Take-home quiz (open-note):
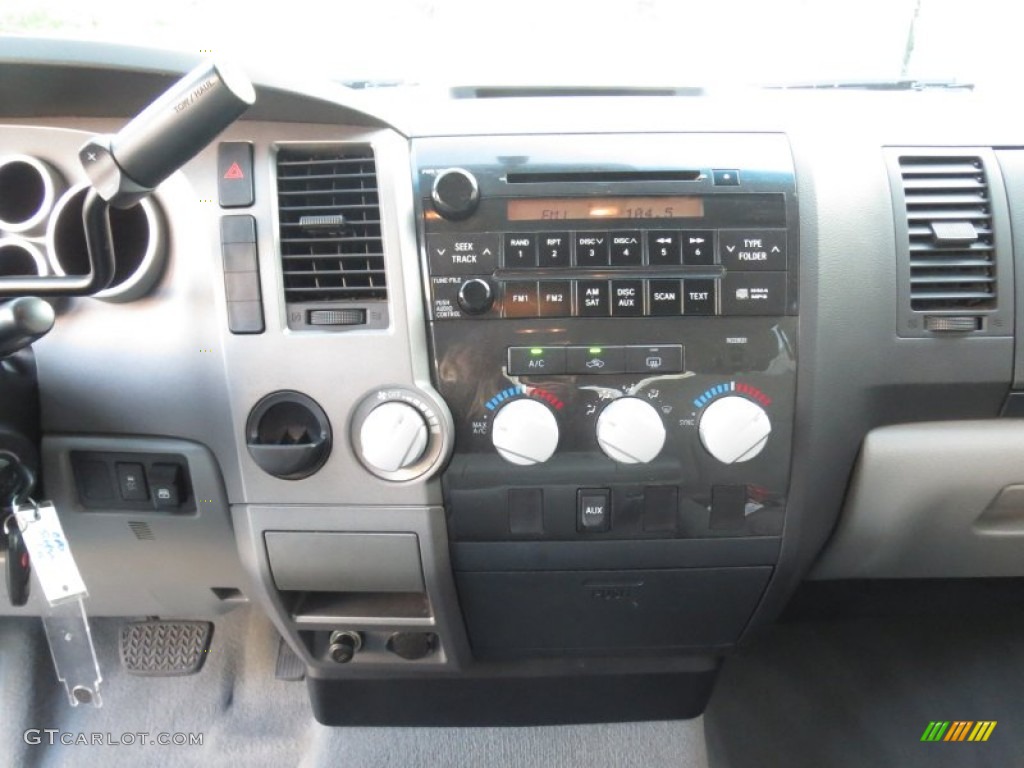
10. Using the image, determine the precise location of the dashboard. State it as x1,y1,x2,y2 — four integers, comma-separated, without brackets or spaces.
1,39,1022,726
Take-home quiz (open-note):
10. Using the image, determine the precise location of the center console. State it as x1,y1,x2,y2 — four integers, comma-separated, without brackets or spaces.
413,134,798,659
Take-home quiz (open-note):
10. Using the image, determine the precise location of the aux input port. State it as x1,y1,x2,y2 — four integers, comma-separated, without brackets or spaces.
46,182,166,302
0,237,48,278
0,155,63,234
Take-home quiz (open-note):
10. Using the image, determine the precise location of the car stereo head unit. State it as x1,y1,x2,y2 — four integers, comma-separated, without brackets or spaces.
411,133,799,659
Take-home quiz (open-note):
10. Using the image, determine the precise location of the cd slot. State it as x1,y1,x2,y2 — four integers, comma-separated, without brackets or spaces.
506,170,701,184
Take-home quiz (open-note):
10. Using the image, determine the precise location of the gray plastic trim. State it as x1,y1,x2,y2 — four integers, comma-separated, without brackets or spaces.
0,434,247,617
233,504,471,676
265,532,425,593
811,421,1024,579
996,149,1024,389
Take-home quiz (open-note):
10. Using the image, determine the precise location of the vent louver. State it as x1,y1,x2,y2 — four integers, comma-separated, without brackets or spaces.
898,156,995,311
276,146,385,304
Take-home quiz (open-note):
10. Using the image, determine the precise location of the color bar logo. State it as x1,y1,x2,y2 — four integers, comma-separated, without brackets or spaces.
921,721,996,742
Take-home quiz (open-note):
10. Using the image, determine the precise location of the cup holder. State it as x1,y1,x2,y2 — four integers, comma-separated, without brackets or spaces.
0,238,48,277
246,391,332,480
46,182,165,302
0,155,62,234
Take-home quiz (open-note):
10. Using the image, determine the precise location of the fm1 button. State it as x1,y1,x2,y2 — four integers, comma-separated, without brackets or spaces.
504,282,539,318
577,489,611,532
508,347,566,375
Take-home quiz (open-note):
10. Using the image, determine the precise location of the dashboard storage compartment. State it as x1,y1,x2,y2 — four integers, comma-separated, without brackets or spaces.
456,566,771,659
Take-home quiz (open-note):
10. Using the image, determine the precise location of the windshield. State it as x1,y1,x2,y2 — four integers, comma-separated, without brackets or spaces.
0,0,1015,88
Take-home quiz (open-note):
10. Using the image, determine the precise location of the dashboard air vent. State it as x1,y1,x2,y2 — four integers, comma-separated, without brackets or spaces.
897,155,995,312
276,145,385,305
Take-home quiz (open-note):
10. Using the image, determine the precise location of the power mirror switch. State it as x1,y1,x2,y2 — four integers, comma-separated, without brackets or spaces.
115,462,149,502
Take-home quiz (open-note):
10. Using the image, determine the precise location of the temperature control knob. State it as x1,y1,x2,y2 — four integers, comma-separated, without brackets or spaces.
492,399,559,466
698,396,771,464
359,401,429,473
431,168,479,220
596,397,666,464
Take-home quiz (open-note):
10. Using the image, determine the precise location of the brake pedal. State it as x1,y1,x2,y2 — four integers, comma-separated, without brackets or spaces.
119,620,213,676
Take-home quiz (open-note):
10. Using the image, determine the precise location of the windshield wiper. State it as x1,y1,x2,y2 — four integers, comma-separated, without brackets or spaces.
764,78,973,91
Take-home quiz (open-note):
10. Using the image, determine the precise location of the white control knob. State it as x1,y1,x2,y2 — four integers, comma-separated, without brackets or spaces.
492,399,559,465
596,397,666,464
699,396,771,464
359,401,429,472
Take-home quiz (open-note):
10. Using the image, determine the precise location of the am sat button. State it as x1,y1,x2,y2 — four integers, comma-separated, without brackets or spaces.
627,345,683,374
576,280,610,317
508,347,566,375
566,346,625,374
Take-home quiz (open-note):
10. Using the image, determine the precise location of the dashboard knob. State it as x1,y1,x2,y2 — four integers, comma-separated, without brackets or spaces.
359,401,429,473
458,278,494,315
596,397,666,464
491,398,559,465
698,395,771,464
431,168,479,220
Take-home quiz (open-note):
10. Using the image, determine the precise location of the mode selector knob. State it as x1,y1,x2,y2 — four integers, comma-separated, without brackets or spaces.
458,278,494,315
698,396,771,464
491,399,559,466
431,168,479,220
359,401,429,473
596,397,666,464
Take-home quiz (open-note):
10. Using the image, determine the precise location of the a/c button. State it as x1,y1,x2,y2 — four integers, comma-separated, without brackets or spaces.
508,346,566,375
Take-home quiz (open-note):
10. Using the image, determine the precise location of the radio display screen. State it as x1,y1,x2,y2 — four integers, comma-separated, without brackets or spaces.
507,196,704,221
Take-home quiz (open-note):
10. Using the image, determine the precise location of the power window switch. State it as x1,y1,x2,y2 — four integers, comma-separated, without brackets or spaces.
148,463,183,510
115,462,149,502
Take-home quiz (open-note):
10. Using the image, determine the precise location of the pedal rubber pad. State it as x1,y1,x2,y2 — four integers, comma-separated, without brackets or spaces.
120,620,213,676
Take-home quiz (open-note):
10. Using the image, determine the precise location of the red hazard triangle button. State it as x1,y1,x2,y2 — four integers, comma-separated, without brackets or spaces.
223,162,245,180
218,142,254,208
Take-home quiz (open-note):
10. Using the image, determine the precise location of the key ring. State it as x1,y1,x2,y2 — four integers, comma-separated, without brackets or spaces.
3,499,39,536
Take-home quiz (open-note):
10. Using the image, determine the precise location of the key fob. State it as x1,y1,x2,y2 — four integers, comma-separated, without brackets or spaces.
6,523,30,607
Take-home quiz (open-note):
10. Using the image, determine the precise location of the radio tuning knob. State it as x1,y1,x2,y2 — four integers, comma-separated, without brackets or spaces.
596,397,666,464
698,395,771,464
431,168,479,220
491,399,559,466
458,278,494,315
359,401,429,473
